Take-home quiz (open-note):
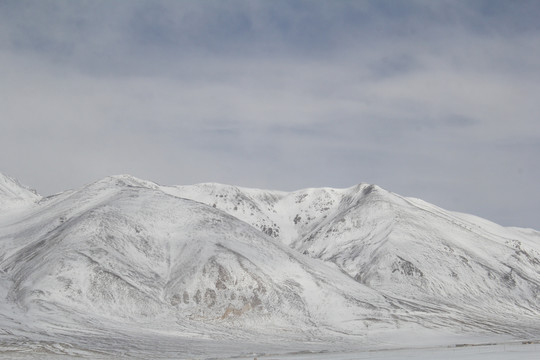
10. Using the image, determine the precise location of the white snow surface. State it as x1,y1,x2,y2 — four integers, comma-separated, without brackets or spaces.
1,173,540,358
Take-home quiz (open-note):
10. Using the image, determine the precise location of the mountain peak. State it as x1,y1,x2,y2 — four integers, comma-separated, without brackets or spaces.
0,172,40,207
93,174,161,190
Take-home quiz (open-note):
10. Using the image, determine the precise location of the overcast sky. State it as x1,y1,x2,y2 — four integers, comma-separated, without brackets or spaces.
1,0,539,229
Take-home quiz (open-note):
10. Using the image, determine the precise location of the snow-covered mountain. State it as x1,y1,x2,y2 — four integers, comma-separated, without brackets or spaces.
164,182,540,336
1,173,539,358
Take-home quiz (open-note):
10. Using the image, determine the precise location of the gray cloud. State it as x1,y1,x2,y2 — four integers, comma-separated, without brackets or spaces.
1,1,539,229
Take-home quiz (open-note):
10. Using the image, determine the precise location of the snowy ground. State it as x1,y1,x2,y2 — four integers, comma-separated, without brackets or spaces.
1,342,539,360
238,343,540,360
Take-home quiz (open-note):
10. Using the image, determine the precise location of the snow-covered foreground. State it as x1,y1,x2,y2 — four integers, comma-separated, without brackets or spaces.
237,342,540,360
2,340,539,359
1,172,540,358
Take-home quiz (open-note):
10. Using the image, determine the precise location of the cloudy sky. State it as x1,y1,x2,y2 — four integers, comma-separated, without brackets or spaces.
1,0,539,229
